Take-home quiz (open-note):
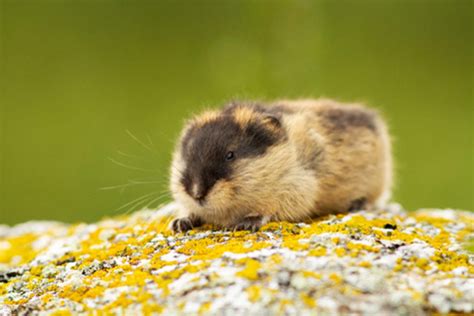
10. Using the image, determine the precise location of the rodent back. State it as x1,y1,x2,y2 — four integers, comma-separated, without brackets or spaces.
290,99,392,213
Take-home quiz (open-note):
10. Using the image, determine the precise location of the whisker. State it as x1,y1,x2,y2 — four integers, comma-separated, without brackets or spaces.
123,195,156,215
129,180,161,185
147,193,171,209
154,188,172,198
100,180,162,191
115,192,157,212
143,195,168,210
116,150,145,160
156,190,170,197
128,190,170,215
108,157,159,173
100,183,130,191
169,166,184,178
126,129,157,154
145,133,155,149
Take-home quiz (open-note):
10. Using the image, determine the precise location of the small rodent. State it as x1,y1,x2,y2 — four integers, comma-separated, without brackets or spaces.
170,99,392,233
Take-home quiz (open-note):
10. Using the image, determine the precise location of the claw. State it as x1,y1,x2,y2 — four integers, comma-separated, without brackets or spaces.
170,217,195,233
232,216,263,232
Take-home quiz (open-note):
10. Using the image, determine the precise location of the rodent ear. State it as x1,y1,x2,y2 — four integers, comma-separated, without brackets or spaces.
261,114,281,130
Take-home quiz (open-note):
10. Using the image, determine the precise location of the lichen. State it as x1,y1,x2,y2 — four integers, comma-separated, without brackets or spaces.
0,203,473,315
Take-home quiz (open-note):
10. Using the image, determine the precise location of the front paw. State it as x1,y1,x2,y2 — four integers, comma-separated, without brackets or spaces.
232,216,263,232
171,217,198,233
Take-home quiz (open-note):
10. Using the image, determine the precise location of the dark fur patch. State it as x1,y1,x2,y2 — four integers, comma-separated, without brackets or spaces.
181,111,283,201
305,147,325,172
180,126,197,155
320,108,377,132
348,197,367,211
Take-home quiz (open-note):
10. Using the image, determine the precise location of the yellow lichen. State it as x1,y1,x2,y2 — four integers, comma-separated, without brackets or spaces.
246,285,261,302
49,310,73,316
236,259,262,281
199,302,212,314
415,258,430,270
282,239,310,251
142,303,164,315
308,246,327,257
335,247,347,257
0,233,39,266
329,273,343,285
302,271,322,279
358,261,372,268
1,207,472,314
300,292,316,307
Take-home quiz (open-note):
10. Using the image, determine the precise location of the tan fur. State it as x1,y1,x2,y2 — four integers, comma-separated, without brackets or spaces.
192,110,220,127
170,98,392,229
233,106,256,127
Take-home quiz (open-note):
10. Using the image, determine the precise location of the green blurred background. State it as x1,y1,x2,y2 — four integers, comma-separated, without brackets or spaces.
0,0,472,225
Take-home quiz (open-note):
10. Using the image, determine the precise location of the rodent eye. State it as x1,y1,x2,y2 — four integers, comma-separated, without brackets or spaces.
225,151,235,161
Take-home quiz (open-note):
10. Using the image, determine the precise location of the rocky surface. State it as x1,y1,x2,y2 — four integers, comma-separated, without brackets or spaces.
0,203,473,315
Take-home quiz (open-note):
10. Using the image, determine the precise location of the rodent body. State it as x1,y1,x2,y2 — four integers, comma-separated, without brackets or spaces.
170,99,392,232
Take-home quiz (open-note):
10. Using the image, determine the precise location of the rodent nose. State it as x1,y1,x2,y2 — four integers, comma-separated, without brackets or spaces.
191,183,206,204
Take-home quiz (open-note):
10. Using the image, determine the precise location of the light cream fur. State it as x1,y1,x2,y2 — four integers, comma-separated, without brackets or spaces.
170,98,392,228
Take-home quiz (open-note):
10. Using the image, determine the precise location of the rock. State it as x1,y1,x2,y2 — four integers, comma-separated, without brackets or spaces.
0,203,473,315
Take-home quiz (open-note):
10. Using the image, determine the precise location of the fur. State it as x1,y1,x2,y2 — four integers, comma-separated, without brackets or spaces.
170,98,392,232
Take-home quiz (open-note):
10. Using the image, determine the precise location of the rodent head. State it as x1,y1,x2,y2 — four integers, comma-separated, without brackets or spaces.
171,103,286,215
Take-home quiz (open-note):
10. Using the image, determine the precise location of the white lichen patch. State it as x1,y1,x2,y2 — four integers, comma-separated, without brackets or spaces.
0,204,473,315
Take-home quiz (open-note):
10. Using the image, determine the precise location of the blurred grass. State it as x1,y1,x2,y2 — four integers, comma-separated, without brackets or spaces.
0,0,472,225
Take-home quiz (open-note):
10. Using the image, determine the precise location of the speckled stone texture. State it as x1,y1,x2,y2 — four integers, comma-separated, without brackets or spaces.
0,203,473,315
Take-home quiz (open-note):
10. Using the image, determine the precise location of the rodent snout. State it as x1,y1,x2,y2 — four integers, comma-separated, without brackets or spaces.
181,175,213,206
191,183,206,206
